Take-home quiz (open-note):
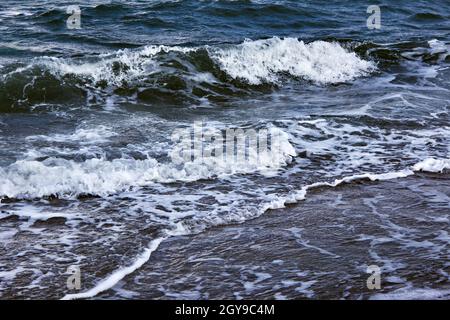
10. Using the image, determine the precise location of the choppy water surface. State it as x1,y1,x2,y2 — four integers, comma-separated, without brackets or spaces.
0,0,449,299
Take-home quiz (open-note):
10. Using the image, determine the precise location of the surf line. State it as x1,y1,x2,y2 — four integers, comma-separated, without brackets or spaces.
61,157,449,300
262,157,450,211
61,223,187,300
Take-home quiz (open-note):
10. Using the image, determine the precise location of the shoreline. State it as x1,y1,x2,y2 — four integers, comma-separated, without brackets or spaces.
91,172,450,300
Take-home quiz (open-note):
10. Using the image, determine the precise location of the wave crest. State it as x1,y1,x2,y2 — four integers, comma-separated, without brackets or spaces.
0,127,295,199
0,37,376,111
211,37,376,85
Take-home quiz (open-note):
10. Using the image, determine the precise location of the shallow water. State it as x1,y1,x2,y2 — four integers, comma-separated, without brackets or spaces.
0,0,449,299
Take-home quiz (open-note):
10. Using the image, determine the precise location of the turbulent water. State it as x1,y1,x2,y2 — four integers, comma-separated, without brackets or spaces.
0,0,449,299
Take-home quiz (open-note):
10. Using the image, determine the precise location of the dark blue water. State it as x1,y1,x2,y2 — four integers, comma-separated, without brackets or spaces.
0,1,449,299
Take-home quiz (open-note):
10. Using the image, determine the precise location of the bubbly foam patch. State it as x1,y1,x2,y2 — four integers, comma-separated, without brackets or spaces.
0,127,295,199
413,158,450,173
428,39,449,59
39,45,195,87
262,157,450,212
26,126,117,145
211,37,376,85
61,222,188,300
62,237,166,300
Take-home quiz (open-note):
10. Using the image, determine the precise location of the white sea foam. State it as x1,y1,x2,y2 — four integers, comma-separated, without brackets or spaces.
262,157,450,212
0,266,26,281
263,169,415,211
428,39,449,60
211,37,375,85
5,205,74,221
61,222,187,300
39,45,195,86
0,127,295,199
412,158,450,173
62,236,166,300
26,126,117,145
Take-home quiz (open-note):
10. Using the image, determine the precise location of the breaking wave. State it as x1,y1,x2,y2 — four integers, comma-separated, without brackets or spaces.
211,37,375,85
0,37,376,112
0,127,295,199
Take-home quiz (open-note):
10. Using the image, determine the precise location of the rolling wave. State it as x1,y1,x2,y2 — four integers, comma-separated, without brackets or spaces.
1,37,447,113
0,37,377,112
0,126,295,199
